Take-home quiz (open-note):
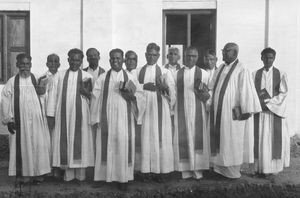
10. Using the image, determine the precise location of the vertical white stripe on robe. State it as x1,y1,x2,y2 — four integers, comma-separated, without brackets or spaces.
91,70,136,182
209,61,261,167
135,65,175,173
174,66,210,171
252,67,290,173
1,75,51,176
47,69,94,168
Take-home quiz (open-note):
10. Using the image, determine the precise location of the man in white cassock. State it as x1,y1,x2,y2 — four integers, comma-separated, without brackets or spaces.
209,43,261,178
135,43,175,182
47,48,94,181
39,53,60,176
1,53,51,184
83,48,105,86
91,49,139,190
174,47,210,179
252,47,290,175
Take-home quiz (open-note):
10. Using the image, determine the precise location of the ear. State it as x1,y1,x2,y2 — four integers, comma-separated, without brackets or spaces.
261,55,264,61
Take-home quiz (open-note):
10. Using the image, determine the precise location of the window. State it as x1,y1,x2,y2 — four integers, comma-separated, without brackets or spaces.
0,11,30,83
163,10,216,68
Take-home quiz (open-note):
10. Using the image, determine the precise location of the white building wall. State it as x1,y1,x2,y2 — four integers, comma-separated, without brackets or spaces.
0,0,300,134
30,0,81,72
268,0,300,135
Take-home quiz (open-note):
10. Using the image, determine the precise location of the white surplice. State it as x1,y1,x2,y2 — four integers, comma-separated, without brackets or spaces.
90,69,137,182
84,66,105,86
209,60,261,178
252,67,290,174
46,69,94,169
174,66,210,175
1,75,51,176
135,64,175,173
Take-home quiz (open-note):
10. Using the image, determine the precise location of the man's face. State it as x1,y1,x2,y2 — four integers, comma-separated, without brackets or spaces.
145,49,160,65
222,45,237,64
204,54,217,70
46,56,60,74
17,57,32,77
110,52,123,72
68,53,83,71
261,53,275,68
185,49,198,68
167,49,180,65
87,49,100,66
125,53,137,72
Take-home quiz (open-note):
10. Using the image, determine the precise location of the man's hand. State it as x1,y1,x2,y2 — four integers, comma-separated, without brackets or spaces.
7,122,16,135
156,78,169,95
79,80,92,100
47,116,55,131
194,89,210,102
35,85,46,95
143,82,157,92
120,90,136,101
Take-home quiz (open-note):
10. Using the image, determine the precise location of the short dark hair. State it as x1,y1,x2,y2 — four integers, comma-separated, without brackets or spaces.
109,48,124,58
16,53,32,62
146,43,160,53
185,46,198,54
125,50,137,59
86,48,100,56
261,47,276,57
204,49,216,57
47,53,60,62
68,48,84,59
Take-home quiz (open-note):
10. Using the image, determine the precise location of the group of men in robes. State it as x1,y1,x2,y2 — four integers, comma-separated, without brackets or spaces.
0,41,290,189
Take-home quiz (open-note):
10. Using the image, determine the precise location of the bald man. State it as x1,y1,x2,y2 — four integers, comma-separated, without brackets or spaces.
209,42,261,178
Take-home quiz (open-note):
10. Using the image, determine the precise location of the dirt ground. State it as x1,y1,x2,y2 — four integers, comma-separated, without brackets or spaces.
0,135,299,198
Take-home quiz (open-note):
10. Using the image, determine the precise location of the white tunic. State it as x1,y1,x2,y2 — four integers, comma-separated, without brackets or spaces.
1,75,51,176
90,70,136,182
174,66,210,171
252,67,290,173
84,66,104,86
47,69,94,168
209,60,261,167
135,64,175,173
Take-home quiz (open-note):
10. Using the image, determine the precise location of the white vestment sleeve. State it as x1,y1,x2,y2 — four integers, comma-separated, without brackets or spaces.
165,69,176,109
266,72,288,118
46,74,58,117
90,75,104,125
1,78,14,124
239,67,262,114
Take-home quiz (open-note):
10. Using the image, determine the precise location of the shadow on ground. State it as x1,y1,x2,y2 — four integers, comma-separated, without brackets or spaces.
0,135,299,198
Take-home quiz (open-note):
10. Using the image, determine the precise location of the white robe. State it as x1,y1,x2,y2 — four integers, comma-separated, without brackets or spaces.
84,66,104,86
135,64,175,173
164,63,182,115
47,69,94,169
209,60,261,168
90,70,137,182
174,66,210,172
1,75,51,176
252,67,290,173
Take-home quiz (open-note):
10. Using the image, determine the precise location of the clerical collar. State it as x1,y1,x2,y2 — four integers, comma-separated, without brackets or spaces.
147,63,156,67
89,65,98,71
225,58,238,67
264,65,273,72
184,65,195,70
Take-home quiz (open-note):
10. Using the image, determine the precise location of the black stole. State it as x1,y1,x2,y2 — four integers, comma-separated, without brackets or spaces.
177,66,204,160
101,69,132,164
210,60,239,155
254,67,282,160
14,73,41,177
60,69,83,165
138,65,163,146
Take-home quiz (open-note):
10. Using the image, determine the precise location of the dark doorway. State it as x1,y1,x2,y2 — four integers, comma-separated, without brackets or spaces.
163,10,216,68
